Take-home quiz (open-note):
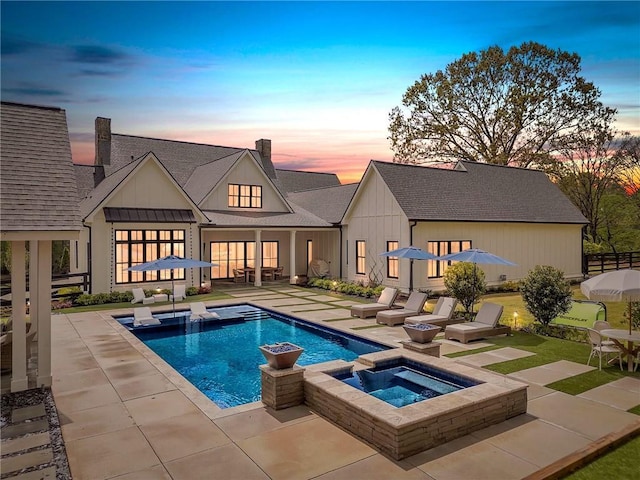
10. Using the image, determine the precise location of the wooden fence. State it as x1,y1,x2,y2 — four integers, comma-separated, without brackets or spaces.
583,251,640,275
0,272,90,306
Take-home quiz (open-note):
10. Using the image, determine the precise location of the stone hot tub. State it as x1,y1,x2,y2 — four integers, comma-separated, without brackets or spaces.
303,350,527,460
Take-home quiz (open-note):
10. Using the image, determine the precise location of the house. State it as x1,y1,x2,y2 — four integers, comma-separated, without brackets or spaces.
0,102,82,392
341,160,588,292
73,118,343,293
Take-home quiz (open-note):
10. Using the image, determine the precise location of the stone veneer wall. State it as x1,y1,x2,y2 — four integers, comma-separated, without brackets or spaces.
302,356,528,460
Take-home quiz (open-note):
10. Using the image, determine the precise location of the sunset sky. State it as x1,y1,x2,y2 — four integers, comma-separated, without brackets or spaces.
2,1,639,183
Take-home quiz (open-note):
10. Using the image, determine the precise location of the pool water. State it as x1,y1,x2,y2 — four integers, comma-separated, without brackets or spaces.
126,305,388,408
333,361,479,408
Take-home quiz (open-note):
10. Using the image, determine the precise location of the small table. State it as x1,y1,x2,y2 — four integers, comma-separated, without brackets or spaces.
601,329,640,372
153,293,168,302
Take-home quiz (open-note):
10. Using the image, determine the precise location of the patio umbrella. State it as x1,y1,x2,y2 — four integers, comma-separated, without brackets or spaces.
437,248,517,312
380,246,439,292
128,255,217,318
581,269,640,335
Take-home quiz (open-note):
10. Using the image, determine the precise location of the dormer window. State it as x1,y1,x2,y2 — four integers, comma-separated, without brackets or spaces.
228,183,262,208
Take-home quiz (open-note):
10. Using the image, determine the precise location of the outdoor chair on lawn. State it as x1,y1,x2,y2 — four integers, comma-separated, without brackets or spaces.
586,328,622,371
133,307,162,327
189,302,220,321
376,291,429,326
350,287,399,319
593,320,616,346
405,297,461,328
131,287,155,304
444,302,510,343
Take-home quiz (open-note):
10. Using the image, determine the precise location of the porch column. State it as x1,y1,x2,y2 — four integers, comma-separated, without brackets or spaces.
29,241,39,338
10,241,28,392
254,229,262,287
289,230,297,284
36,240,52,387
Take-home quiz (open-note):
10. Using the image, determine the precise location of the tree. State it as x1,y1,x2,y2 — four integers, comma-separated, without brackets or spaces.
443,262,486,316
389,42,616,167
520,265,572,327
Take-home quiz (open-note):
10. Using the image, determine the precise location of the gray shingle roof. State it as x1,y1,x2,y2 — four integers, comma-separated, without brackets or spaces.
108,134,270,187
183,151,245,204
1,102,82,231
74,164,96,200
275,169,341,193
372,160,587,224
288,184,358,224
202,204,333,228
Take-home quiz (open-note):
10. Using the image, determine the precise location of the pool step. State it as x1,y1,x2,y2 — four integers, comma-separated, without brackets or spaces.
393,369,459,394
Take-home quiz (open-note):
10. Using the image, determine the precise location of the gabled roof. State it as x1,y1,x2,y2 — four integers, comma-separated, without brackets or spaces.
288,183,358,224
183,151,245,204
1,102,82,231
275,169,341,193
74,164,97,200
108,134,273,186
202,203,333,228
80,152,206,222
370,160,587,224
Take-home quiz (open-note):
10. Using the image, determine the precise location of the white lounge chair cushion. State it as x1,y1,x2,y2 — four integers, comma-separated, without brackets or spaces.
377,287,398,307
405,314,449,325
133,307,161,327
189,302,220,321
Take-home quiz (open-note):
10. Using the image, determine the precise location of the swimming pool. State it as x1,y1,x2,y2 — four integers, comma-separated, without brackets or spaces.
121,304,389,408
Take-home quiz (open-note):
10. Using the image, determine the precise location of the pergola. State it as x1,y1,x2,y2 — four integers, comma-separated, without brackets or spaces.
1,102,82,392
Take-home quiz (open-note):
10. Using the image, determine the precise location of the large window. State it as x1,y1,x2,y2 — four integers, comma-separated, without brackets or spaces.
356,240,366,275
386,241,398,279
210,241,278,278
427,240,471,278
228,184,262,208
115,230,185,284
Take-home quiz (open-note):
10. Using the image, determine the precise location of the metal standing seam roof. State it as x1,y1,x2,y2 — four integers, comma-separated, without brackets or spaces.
372,160,588,224
287,183,359,224
1,102,82,231
103,207,196,223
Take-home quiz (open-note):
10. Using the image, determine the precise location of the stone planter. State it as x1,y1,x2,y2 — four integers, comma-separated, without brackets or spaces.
259,342,304,369
403,324,441,343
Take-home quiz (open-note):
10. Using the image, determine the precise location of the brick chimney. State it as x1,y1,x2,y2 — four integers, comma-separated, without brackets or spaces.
255,138,276,180
95,117,111,166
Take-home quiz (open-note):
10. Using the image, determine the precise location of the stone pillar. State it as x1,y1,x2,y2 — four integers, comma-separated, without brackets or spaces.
10,241,28,392
36,240,52,387
254,229,262,287
289,230,296,284
260,364,305,410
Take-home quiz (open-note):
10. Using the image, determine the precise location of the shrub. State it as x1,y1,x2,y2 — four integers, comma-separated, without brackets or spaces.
628,302,640,330
198,284,212,294
186,286,198,296
57,286,83,299
443,262,486,314
520,265,572,326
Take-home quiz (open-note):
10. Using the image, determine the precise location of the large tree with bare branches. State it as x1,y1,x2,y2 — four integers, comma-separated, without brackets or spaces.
389,42,616,167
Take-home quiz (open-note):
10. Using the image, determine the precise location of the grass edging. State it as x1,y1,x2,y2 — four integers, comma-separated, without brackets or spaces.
522,418,640,480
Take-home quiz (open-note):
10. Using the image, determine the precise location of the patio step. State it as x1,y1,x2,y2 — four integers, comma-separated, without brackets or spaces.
0,401,56,478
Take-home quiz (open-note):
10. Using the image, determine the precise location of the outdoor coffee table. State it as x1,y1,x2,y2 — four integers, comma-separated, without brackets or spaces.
601,329,640,372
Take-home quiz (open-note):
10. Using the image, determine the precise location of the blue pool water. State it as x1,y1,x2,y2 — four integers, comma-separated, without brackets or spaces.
122,304,388,408
333,359,480,408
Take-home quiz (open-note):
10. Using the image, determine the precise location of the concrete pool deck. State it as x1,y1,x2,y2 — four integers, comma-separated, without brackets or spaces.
3,285,640,479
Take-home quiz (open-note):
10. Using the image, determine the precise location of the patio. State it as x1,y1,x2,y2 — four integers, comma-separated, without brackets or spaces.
2,284,640,479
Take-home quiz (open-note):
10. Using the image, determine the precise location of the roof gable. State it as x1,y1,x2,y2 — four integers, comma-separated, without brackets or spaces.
183,151,245,204
1,102,82,232
371,160,587,224
81,152,206,223
288,183,358,224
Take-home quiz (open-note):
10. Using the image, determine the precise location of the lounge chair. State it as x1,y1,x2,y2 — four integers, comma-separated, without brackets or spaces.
131,287,155,304
133,307,161,327
170,284,187,302
350,287,399,318
189,302,220,321
376,292,429,326
444,302,510,343
405,297,461,328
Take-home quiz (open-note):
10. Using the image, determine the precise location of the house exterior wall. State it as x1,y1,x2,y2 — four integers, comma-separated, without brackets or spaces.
342,171,410,287
412,221,584,291
82,161,202,293
200,155,290,212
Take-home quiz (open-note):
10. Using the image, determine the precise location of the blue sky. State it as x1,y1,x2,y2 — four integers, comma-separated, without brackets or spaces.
2,1,639,182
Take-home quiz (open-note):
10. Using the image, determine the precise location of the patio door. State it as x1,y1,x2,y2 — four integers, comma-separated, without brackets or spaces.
210,241,254,279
